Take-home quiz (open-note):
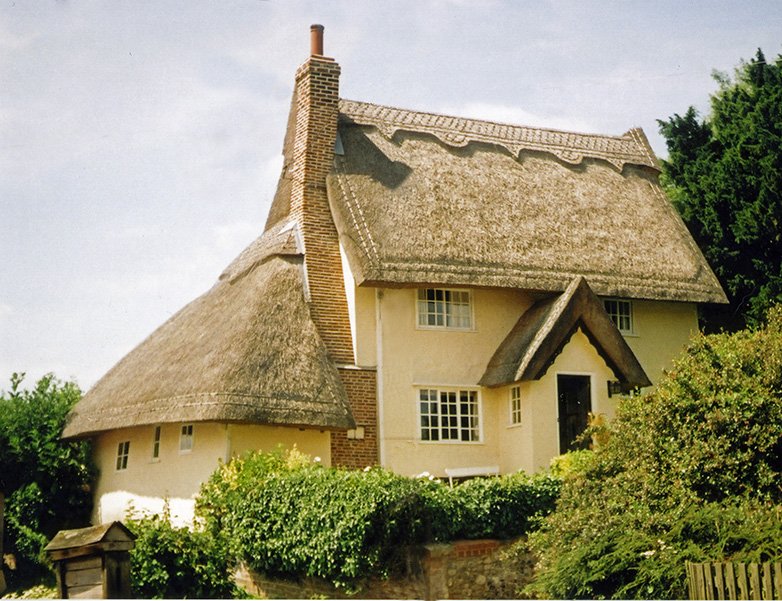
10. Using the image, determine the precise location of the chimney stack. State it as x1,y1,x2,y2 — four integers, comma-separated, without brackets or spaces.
310,24,324,56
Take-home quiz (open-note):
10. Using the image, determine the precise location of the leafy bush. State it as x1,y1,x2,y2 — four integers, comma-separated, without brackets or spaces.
197,447,560,590
0,373,94,586
126,505,240,599
419,471,561,541
527,307,782,599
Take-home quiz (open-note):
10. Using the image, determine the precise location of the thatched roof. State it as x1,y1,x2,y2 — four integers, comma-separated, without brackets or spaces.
327,100,726,304
480,276,651,389
63,222,354,439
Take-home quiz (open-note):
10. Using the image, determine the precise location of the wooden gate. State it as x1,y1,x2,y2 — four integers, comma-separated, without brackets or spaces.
686,561,782,600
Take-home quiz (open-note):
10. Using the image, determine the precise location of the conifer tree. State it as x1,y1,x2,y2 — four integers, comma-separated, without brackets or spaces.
659,49,782,331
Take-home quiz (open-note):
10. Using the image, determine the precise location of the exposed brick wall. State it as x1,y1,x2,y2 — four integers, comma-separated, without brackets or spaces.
289,55,355,366
235,537,535,600
331,367,379,468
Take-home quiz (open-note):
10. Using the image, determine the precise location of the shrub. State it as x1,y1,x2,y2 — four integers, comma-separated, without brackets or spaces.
527,307,782,599
126,505,239,599
197,448,560,590
0,373,94,586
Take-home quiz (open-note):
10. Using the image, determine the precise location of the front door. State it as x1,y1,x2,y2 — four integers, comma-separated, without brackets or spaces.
557,375,591,453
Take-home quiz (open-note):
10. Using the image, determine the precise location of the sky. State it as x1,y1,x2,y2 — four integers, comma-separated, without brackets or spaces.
2,0,782,392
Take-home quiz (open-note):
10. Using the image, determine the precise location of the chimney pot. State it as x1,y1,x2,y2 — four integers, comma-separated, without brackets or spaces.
310,24,324,56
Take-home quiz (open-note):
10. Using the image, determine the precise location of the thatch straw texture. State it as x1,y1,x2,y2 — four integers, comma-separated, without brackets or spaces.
63,225,354,439
328,100,726,304
480,276,651,388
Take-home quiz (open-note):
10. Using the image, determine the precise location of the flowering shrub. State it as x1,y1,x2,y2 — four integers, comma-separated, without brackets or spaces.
527,307,782,599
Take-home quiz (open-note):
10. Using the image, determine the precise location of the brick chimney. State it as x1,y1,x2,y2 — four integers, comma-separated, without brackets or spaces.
288,25,354,365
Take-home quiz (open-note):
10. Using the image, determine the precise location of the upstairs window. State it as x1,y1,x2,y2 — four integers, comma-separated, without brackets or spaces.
179,424,194,453
417,288,472,329
419,388,480,442
116,441,130,471
510,386,522,425
604,299,633,334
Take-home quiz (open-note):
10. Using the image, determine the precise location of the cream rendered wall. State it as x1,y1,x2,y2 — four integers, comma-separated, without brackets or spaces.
375,287,533,477
94,422,228,525
94,422,331,526
498,328,618,474
228,424,331,463
354,285,377,366
621,300,699,384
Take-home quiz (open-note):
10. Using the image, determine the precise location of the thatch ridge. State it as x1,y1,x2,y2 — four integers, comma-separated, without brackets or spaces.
480,276,651,388
63,240,354,439
339,99,660,172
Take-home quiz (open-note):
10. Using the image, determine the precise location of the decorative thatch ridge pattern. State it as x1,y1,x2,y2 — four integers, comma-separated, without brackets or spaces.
63,225,354,439
480,276,651,388
340,99,660,172
328,103,727,304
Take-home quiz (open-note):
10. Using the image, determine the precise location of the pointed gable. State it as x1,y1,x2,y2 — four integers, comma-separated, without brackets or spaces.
480,276,651,389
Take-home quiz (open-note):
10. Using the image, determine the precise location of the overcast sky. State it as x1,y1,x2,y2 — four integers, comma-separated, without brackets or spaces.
2,1,782,392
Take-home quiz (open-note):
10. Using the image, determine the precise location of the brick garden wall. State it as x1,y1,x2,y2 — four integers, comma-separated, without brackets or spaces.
234,537,535,600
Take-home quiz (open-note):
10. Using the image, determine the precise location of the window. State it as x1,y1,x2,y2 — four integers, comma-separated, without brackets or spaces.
179,424,193,452
604,299,633,334
510,386,522,425
152,426,161,460
116,441,130,471
418,388,480,442
417,288,472,329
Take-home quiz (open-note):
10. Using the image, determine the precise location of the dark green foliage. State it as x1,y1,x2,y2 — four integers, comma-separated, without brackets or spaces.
659,49,782,331
528,307,782,599
197,448,559,590
421,472,561,541
125,507,240,599
0,374,94,585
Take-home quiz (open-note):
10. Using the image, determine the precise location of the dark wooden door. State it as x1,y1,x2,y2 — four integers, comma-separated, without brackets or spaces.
557,375,591,453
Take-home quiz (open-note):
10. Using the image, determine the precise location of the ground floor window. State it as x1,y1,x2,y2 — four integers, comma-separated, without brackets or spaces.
152,425,161,460
179,424,194,452
418,388,480,442
510,385,522,425
116,441,130,471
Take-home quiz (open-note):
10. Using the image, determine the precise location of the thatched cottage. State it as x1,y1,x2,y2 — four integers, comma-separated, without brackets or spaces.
63,26,726,524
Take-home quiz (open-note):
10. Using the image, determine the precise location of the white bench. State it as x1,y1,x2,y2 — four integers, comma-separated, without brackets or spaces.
444,465,500,487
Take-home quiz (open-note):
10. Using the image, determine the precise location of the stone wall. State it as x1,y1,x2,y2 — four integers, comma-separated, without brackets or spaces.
235,537,535,600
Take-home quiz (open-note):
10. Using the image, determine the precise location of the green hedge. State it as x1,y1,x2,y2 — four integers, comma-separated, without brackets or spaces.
126,507,239,599
196,448,560,589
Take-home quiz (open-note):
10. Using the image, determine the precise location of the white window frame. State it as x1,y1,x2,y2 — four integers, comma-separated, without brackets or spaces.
151,425,161,461
510,385,522,426
179,424,194,453
116,441,130,471
417,387,482,443
416,288,474,330
604,298,634,335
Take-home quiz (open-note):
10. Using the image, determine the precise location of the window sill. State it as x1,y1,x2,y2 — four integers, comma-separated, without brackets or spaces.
415,325,476,333
418,440,484,445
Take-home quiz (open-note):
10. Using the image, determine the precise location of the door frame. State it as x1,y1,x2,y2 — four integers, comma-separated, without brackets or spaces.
556,371,594,454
